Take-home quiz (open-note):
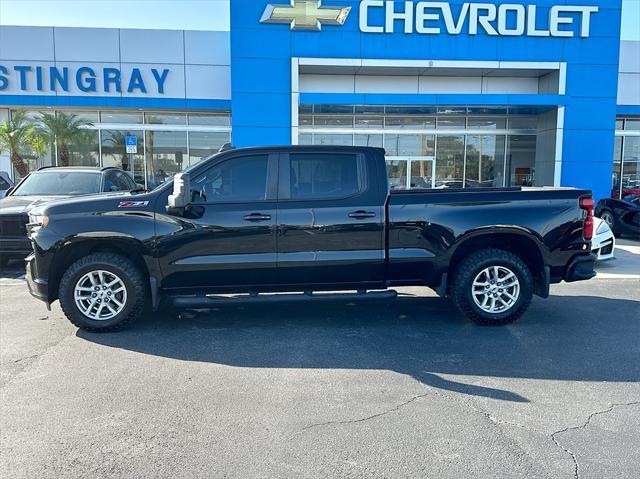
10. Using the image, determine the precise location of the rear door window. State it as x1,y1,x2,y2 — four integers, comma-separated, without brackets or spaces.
288,153,362,200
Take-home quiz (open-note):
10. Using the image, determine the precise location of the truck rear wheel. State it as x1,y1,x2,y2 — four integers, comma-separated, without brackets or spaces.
59,253,147,332
452,248,533,326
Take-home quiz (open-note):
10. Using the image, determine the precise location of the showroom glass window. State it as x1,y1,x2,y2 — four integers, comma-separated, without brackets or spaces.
189,131,231,165
145,131,188,189
101,130,146,185
299,105,537,190
4,109,231,188
613,119,640,199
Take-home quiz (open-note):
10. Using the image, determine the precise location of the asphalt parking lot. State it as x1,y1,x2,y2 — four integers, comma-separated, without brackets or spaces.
1,241,639,479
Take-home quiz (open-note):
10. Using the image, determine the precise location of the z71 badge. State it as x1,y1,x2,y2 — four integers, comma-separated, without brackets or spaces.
118,201,149,208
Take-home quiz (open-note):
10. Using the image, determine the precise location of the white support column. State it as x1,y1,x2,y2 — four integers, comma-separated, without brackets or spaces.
0,109,11,178
554,106,565,186
558,63,567,95
291,57,300,145
554,64,566,186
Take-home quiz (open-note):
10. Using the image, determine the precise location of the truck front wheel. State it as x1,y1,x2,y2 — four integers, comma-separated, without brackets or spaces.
59,253,147,332
451,248,534,326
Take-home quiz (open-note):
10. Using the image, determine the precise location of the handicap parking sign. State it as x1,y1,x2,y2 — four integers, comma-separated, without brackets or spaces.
125,135,137,154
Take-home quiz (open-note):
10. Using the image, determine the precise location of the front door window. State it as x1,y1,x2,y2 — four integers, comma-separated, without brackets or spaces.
190,155,269,203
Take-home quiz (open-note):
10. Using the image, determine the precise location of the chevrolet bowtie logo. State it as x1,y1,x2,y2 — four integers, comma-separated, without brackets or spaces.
260,1,351,31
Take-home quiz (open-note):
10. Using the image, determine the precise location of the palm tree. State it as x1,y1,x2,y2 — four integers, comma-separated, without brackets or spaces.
30,133,48,163
0,110,39,178
37,112,93,167
74,130,100,166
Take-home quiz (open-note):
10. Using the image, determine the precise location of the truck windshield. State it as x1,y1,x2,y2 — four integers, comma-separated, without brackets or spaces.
12,172,102,196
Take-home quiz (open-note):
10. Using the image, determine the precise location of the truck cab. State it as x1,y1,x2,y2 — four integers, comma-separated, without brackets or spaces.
157,146,388,292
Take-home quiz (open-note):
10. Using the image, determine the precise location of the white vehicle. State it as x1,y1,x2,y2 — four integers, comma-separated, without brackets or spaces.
591,217,616,261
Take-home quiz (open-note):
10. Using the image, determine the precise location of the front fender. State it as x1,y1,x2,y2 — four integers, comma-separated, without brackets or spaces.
31,212,158,303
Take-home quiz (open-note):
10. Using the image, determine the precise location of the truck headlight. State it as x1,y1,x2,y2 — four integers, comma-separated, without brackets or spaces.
28,214,49,228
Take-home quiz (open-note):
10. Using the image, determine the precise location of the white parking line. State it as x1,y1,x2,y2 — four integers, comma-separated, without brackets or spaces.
596,240,640,279
0,274,26,286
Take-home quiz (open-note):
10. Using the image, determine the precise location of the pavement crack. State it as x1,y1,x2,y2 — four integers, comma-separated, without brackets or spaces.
551,401,640,479
10,354,41,364
302,391,431,430
551,431,580,479
0,332,74,391
468,403,533,432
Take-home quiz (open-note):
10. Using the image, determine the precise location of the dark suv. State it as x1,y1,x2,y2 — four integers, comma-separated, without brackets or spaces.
0,166,138,266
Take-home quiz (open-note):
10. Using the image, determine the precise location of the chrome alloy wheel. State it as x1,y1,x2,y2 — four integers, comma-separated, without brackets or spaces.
74,270,128,321
472,266,520,314
601,211,614,228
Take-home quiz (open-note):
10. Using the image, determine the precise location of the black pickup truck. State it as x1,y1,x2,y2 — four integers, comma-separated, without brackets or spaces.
25,146,597,331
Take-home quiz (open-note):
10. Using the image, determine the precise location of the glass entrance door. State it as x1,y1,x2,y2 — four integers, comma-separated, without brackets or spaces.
386,158,408,190
410,158,434,189
386,157,435,190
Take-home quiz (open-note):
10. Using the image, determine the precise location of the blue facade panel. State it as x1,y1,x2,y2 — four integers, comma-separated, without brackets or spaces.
566,64,620,98
1,2,635,200
231,0,624,199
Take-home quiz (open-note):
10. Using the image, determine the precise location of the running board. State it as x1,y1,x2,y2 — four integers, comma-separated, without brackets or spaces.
171,290,398,309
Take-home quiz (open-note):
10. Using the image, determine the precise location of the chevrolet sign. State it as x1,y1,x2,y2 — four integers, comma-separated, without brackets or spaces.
260,1,599,38
260,1,351,31
360,1,599,37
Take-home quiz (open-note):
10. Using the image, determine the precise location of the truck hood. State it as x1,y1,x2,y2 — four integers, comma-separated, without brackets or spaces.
0,195,68,215
32,191,156,216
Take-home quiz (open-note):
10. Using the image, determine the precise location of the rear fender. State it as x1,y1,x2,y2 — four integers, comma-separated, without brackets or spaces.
443,227,548,297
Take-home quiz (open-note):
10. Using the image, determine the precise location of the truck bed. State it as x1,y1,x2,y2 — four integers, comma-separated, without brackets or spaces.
386,186,593,287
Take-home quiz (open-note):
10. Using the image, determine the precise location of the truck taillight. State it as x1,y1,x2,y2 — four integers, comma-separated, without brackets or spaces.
580,197,595,241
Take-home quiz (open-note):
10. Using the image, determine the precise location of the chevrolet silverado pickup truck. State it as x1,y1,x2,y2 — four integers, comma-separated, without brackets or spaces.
25,146,597,331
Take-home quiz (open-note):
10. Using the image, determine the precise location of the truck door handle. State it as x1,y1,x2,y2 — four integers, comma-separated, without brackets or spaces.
243,213,272,222
349,210,376,219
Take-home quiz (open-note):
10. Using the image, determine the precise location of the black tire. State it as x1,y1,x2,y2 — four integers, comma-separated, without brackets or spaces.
452,248,534,326
599,209,619,237
59,253,147,332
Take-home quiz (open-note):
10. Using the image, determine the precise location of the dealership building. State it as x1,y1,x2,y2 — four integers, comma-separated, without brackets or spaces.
0,0,638,198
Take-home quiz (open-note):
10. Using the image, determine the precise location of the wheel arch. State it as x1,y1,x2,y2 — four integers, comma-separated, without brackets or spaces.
48,237,151,302
446,228,547,297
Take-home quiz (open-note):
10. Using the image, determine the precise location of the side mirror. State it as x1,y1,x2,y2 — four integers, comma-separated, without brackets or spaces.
167,172,190,215
5,186,14,196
